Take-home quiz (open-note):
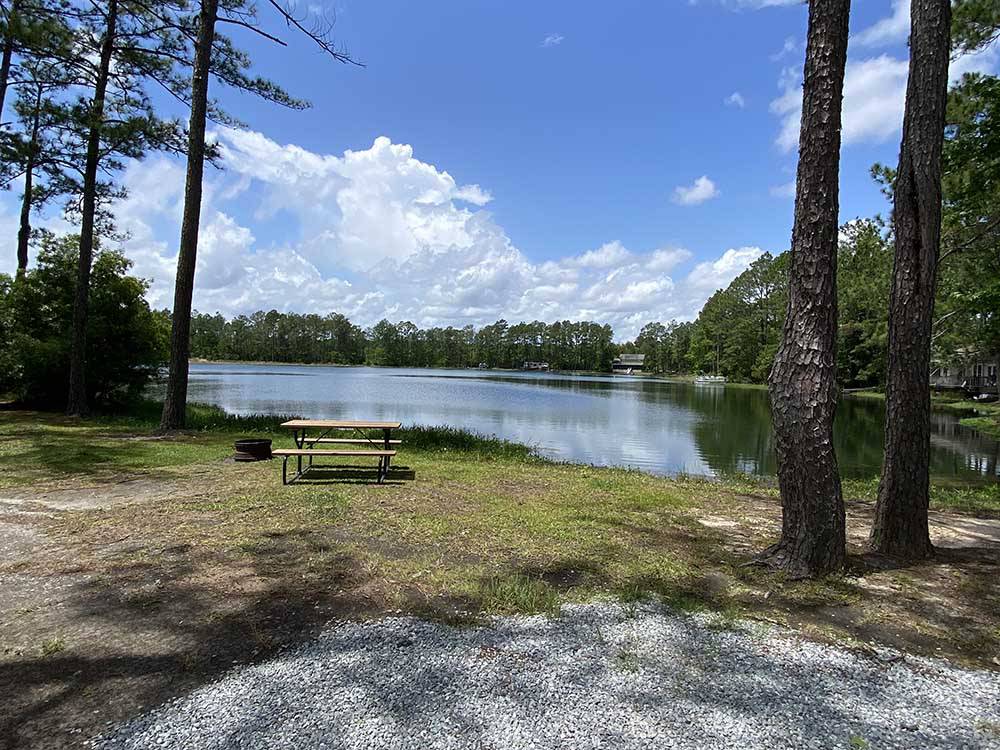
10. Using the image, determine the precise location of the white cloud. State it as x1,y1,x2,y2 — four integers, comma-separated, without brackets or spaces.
646,247,693,272
724,92,746,108
772,54,908,151
685,247,766,294
541,33,564,48
0,131,770,339
771,44,1000,152
770,180,796,199
672,176,720,206
770,36,799,61
852,0,909,48
573,241,632,268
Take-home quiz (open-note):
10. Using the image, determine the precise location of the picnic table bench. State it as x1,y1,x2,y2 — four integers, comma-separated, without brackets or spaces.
273,419,402,485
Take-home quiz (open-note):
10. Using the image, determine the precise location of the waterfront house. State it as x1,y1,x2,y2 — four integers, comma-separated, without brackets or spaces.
612,353,646,373
931,356,998,392
522,361,550,371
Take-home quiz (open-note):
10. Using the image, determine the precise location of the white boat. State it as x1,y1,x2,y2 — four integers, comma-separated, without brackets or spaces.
695,344,726,384
694,374,727,385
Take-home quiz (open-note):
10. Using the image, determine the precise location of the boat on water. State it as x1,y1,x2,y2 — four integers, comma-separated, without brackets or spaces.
695,344,726,384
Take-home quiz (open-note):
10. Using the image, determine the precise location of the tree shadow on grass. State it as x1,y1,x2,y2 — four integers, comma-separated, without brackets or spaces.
0,538,380,750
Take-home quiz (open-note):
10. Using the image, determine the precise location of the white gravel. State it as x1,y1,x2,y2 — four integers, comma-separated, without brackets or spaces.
92,602,1000,750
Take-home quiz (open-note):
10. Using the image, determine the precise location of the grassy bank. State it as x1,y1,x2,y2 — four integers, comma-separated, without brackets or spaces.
938,399,1000,439
845,389,1000,438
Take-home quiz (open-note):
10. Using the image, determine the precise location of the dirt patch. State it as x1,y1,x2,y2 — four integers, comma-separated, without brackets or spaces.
0,477,188,512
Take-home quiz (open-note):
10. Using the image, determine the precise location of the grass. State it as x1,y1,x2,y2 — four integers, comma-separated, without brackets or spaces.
39,638,65,657
479,574,560,616
2,404,999,669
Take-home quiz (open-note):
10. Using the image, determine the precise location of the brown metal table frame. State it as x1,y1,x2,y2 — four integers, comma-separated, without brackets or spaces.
282,422,398,484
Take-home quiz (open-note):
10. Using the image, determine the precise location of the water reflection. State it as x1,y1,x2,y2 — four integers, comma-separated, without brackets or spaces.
162,363,1000,482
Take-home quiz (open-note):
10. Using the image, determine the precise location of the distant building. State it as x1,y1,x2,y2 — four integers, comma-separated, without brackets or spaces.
612,353,646,373
522,361,550,371
931,355,998,392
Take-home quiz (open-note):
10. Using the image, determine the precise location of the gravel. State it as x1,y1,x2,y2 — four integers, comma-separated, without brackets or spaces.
91,602,1000,750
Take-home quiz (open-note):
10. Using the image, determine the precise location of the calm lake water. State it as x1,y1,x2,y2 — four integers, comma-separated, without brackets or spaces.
178,363,1000,482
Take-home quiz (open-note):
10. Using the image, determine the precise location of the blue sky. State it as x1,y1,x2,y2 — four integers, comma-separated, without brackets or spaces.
1,0,996,338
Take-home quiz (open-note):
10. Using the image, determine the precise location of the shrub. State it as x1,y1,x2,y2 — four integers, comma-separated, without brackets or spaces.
0,235,168,408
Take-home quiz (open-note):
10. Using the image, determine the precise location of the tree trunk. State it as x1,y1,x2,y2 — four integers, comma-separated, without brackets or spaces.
871,0,952,559
159,0,218,431
66,0,117,416
0,0,21,121
15,84,41,277
760,0,851,578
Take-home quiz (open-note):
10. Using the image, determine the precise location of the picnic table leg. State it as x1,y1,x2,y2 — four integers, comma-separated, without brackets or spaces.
383,428,392,477
282,455,288,485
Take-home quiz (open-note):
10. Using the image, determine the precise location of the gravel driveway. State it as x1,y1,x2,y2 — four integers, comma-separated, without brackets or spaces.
92,603,1000,750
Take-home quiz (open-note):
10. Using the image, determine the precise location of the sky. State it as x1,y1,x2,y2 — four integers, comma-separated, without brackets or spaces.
0,0,997,339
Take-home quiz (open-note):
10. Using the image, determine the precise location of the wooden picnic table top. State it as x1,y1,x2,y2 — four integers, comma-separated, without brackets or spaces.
280,419,402,430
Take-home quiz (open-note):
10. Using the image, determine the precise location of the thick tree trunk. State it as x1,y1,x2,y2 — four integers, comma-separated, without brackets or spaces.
15,83,41,277
160,0,218,431
66,0,117,416
0,0,21,121
760,0,850,578
871,0,952,559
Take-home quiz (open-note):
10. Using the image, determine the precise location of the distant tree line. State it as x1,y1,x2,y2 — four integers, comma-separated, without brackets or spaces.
187,312,618,372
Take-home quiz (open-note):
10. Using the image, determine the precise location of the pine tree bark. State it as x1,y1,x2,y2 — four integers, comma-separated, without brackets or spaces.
871,0,952,559
0,0,21,120
160,0,218,431
66,0,117,416
15,84,41,277
760,0,850,578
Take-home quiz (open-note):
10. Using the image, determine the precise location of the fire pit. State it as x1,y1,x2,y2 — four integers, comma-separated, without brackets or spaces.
234,438,272,461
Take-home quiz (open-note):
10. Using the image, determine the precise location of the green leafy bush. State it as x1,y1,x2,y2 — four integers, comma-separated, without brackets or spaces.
0,235,168,408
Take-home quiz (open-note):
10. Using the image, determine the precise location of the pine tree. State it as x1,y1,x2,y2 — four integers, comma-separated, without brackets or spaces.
159,0,359,430
65,0,187,415
871,0,953,559
759,0,851,578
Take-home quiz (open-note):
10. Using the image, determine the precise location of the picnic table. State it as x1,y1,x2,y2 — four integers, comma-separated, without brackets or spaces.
273,419,402,485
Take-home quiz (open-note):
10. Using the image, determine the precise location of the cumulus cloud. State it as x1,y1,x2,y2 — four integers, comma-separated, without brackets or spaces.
646,247,693,272
852,0,909,48
771,43,999,152
672,176,720,206
573,241,632,268
0,130,769,339
685,247,766,294
724,92,746,108
541,33,564,48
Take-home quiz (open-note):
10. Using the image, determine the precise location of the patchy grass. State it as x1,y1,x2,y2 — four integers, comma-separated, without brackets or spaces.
479,574,560,616
840,476,1000,517
39,638,65,657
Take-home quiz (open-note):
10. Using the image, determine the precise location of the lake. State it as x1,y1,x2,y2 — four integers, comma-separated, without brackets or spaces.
176,363,1000,482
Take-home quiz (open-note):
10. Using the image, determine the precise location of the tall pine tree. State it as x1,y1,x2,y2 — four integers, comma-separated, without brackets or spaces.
759,0,851,578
